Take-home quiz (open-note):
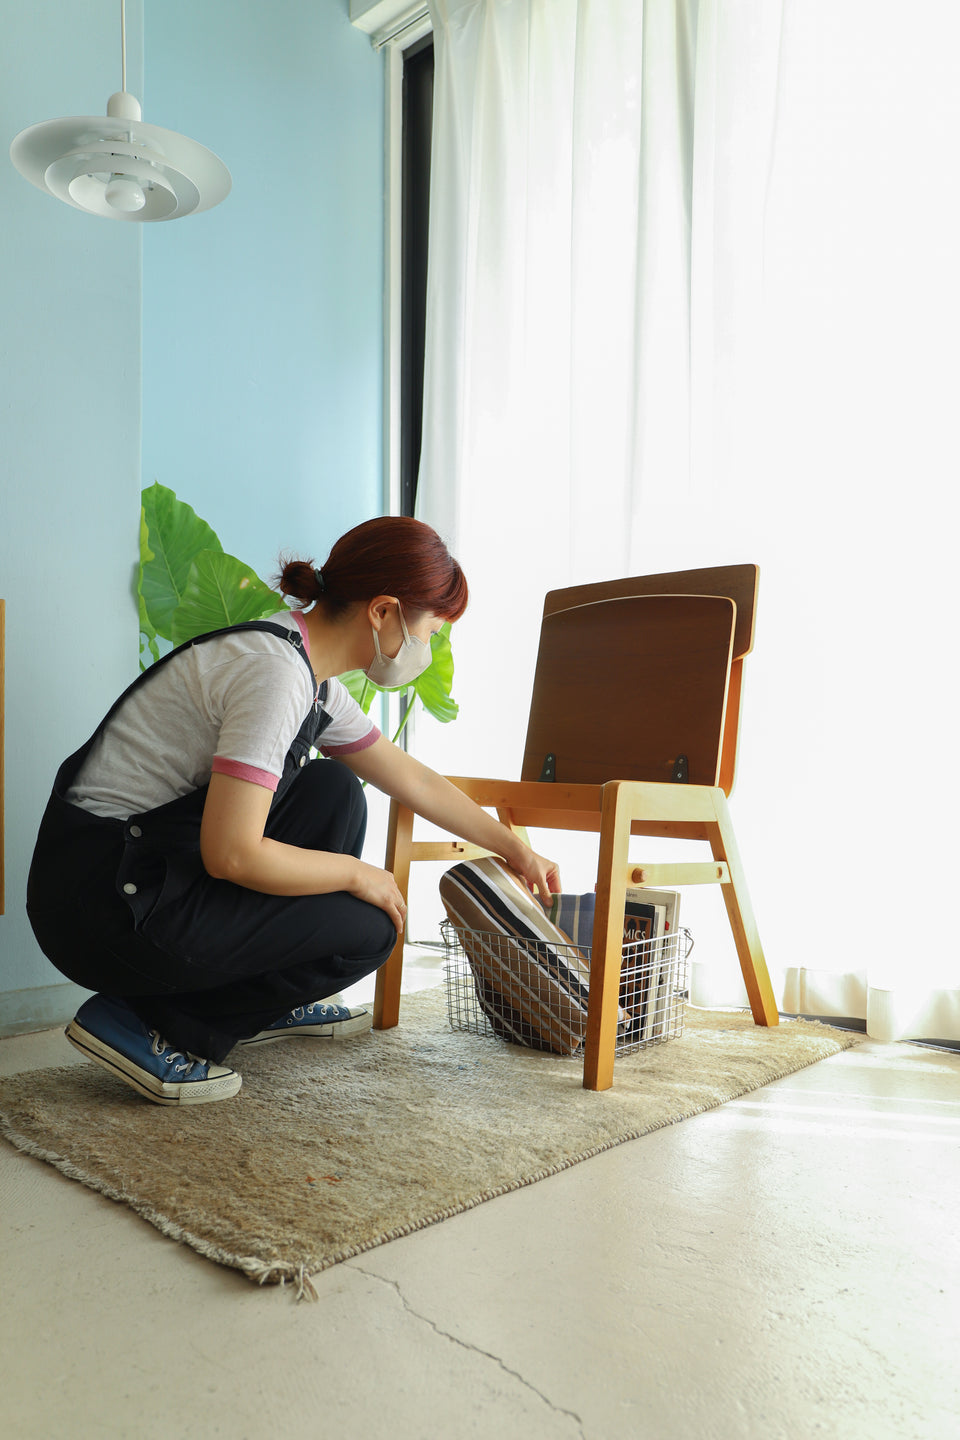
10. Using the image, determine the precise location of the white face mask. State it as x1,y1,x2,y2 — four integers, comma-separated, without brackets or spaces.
365,604,433,689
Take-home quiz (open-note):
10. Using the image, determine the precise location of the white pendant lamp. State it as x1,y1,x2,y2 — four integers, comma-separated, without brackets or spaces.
9,1,231,222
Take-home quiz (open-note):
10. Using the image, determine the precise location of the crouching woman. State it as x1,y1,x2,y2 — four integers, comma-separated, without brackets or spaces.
27,516,559,1106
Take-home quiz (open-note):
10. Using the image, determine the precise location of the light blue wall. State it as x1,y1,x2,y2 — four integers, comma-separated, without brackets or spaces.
0,2,144,1031
142,0,385,586
1,1,385,1033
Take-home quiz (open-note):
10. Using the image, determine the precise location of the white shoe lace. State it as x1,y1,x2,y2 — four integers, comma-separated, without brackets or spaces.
286,1003,340,1025
149,1030,206,1076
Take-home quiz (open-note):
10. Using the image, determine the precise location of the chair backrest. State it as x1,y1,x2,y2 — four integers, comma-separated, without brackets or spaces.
521,566,758,793
544,564,758,658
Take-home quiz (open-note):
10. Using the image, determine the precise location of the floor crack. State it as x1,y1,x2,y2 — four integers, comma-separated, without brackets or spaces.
350,1263,587,1437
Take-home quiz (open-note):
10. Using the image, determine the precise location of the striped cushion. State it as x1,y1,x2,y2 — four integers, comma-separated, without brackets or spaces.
548,892,596,949
440,858,629,1055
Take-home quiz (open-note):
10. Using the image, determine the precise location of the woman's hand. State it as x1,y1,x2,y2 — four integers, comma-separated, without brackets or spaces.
500,845,561,905
346,858,408,934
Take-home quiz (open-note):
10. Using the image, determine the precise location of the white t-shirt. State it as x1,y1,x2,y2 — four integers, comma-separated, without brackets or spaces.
66,611,380,818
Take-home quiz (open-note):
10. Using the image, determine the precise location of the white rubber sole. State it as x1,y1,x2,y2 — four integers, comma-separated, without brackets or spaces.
65,1021,242,1105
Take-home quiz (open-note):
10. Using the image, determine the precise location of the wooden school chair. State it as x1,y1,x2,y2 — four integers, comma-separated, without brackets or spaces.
373,565,778,1091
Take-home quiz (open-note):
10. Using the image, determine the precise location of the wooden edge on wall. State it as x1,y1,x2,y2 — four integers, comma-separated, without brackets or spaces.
1,598,5,914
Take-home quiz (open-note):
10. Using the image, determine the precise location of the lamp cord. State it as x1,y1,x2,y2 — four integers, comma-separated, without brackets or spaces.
120,0,127,94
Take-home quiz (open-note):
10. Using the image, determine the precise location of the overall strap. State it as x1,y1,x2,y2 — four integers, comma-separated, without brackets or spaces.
108,621,320,733
183,620,322,705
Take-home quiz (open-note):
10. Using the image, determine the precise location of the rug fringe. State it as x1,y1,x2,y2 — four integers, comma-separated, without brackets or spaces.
242,1256,318,1300
294,1265,319,1302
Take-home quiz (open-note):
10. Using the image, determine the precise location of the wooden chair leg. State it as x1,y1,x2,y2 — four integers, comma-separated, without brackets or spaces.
582,782,631,1091
373,800,414,1031
495,807,531,850
707,790,779,1026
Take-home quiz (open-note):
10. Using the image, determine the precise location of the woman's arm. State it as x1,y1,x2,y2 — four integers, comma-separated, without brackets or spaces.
341,737,561,901
199,771,407,931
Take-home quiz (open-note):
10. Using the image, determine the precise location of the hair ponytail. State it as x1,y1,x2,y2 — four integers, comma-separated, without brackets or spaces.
277,558,323,607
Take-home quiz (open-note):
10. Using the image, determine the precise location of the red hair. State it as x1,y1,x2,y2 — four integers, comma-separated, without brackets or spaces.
278,517,468,622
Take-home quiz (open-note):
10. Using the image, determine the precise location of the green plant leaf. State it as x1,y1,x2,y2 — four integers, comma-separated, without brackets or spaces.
412,623,459,723
139,504,155,573
140,482,223,639
337,669,378,714
138,507,160,669
170,549,286,644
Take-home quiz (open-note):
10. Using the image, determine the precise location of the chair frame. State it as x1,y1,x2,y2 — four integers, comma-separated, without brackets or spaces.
373,566,777,1091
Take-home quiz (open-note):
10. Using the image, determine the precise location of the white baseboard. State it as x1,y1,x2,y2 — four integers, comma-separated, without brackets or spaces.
0,982,92,1038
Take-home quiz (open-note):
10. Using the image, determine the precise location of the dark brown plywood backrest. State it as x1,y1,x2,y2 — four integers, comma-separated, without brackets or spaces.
543,564,758,659
521,593,736,787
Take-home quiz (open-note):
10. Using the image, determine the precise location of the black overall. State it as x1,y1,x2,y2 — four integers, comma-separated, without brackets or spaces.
27,622,396,1062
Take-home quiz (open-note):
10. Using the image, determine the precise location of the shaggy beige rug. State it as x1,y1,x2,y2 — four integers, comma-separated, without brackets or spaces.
0,987,858,1297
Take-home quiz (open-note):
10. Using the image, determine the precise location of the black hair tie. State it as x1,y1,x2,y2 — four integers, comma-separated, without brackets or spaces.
313,567,326,594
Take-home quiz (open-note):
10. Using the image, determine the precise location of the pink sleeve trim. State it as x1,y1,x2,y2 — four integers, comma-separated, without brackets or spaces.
211,757,280,792
320,725,382,758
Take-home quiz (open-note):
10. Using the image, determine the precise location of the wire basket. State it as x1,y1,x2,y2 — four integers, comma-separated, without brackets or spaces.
441,919,692,1058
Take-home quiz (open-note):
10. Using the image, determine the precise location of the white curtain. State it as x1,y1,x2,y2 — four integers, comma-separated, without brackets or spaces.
415,0,960,1043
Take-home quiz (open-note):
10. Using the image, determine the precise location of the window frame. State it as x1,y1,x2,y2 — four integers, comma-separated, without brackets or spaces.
382,17,433,521
351,3,434,519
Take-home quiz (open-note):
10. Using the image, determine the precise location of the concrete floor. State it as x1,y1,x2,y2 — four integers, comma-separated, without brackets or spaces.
1,961,958,1440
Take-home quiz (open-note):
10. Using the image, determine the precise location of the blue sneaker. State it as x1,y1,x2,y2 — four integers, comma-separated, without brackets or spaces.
241,1001,372,1045
65,994,241,1106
